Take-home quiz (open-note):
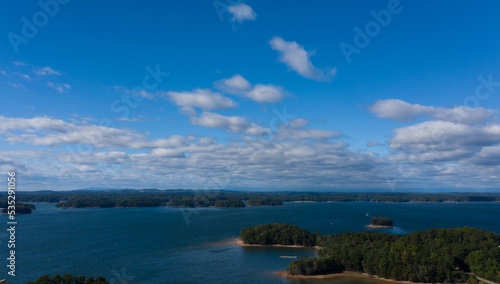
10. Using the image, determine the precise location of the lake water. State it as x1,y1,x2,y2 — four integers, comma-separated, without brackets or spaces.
3,201,500,283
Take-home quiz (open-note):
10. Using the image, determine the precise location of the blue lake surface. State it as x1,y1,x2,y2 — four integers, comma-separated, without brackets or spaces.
3,201,500,283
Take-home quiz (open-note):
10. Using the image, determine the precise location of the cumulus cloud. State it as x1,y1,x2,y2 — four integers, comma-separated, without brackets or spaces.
269,37,336,81
190,112,271,136
391,121,500,149
369,99,496,124
33,66,62,76
0,116,193,150
366,99,500,187
217,74,251,93
379,105,500,167
289,118,309,128
0,132,390,191
228,3,256,23
3,111,500,191
469,145,500,166
165,89,238,114
215,74,288,103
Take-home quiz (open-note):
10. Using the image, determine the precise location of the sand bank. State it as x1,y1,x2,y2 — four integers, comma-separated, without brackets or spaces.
233,238,320,249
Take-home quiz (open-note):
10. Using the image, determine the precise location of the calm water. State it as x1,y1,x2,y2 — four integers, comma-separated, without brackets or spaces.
3,201,500,283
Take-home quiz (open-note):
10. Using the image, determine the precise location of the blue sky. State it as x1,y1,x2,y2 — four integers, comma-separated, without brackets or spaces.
1,0,500,191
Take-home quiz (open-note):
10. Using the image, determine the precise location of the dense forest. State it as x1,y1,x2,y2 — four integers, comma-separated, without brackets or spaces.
277,226,500,283
0,200,36,214
214,198,245,208
246,197,283,206
241,223,320,247
4,191,500,209
370,216,393,226
27,274,109,284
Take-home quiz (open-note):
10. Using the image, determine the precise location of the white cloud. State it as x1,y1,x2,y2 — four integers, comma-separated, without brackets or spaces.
369,99,496,124
114,86,156,100
218,74,251,92
228,3,256,23
47,81,71,93
215,74,288,103
289,118,309,128
191,112,271,136
269,37,336,81
7,83,25,89
165,89,238,115
3,111,500,191
13,72,31,81
11,61,27,66
33,66,62,76
390,121,500,151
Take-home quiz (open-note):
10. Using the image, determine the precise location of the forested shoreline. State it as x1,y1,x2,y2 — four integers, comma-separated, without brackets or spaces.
5,190,500,209
240,224,500,283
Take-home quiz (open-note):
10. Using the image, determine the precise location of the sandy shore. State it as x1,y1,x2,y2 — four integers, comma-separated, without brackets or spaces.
276,271,436,284
366,224,394,229
233,238,320,249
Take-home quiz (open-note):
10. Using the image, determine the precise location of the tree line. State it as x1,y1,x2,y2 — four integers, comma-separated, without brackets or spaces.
6,191,500,209
246,198,283,206
28,274,109,284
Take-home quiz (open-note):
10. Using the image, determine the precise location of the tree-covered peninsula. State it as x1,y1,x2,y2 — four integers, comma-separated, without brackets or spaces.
241,224,500,283
0,200,36,214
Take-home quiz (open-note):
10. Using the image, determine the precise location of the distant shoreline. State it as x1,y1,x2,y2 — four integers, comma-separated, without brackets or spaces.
275,271,430,284
233,238,320,249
